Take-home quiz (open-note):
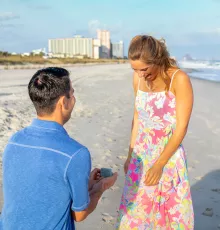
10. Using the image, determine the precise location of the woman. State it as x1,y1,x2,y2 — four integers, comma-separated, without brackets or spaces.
116,35,194,229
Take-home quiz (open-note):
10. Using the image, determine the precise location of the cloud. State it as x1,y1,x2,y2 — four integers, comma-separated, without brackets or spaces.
202,27,220,35
108,21,123,35
88,19,102,36
0,23,16,28
87,19,125,41
27,4,52,10
187,29,220,45
0,12,20,21
0,29,47,53
0,12,21,32
73,29,89,37
0,29,21,44
161,27,220,48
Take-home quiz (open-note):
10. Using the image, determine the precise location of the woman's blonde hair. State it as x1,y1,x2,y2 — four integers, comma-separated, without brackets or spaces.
128,35,178,91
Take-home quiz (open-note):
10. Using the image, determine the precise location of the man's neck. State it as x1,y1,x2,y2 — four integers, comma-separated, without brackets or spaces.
37,115,64,126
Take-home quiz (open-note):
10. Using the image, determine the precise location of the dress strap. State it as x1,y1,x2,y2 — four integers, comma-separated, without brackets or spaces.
169,69,180,91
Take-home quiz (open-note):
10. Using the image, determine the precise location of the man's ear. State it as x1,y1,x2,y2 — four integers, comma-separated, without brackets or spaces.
57,96,68,110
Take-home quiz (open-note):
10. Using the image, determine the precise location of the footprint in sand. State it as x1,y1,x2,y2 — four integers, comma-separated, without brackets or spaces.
192,160,200,164
212,128,220,135
195,114,216,130
113,164,122,171
102,213,114,223
211,188,220,194
110,185,120,191
188,166,195,172
194,176,203,181
100,196,107,205
105,151,111,157
112,163,120,168
193,187,203,191
93,164,102,169
105,160,113,165
117,156,127,160
202,208,213,217
101,156,107,160
105,137,113,143
208,154,220,160
110,164,120,170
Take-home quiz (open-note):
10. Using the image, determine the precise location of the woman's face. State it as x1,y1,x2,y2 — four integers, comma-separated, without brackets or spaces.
130,60,159,82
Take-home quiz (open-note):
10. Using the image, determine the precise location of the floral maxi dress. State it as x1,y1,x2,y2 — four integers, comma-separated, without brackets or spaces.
116,70,194,230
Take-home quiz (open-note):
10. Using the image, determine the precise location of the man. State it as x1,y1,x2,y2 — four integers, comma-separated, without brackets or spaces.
0,67,117,230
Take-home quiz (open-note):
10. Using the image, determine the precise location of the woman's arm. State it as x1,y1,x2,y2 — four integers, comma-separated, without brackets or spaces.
145,70,193,186
156,70,193,166
124,72,139,173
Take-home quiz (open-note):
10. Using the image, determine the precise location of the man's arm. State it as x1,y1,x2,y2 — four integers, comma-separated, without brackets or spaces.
66,148,117,222
72,172,117,222
72,185,103,222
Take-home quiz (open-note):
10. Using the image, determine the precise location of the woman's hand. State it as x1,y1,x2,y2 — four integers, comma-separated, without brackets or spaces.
144,163,163,186
124,157,131,174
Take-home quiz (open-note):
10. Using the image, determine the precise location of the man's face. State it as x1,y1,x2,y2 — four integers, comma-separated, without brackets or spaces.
62,81,76,124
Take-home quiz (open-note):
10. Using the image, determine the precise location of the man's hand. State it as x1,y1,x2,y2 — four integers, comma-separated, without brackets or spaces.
91,172,118,194
89,168,102,191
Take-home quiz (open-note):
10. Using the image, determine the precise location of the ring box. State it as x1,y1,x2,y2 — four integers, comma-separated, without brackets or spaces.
100,168,113,178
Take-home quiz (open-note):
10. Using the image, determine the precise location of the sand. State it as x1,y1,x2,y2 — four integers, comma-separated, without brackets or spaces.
0,64,220,230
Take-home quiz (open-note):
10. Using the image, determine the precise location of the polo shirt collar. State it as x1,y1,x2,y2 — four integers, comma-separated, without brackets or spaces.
31,118,67,135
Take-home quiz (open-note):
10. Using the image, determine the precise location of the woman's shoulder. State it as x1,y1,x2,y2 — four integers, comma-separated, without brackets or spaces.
168,68,192,94
171,69,190,83
171,69,192,94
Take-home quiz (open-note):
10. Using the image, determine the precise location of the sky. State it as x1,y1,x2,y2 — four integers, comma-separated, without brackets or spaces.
0,0,220,59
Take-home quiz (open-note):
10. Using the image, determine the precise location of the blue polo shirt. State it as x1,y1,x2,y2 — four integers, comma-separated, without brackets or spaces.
0,119,91,230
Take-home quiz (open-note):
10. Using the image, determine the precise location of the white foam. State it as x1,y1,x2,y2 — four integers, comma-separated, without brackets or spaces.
178,60,220,69
178,60,220,82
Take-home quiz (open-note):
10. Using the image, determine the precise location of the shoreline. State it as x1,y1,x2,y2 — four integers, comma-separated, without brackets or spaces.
0,61,128,70
1,63,220,84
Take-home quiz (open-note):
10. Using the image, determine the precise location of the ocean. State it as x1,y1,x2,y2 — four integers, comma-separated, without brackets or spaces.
178,60,220,82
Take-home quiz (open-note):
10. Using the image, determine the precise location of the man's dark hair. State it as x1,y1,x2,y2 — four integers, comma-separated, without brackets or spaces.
28,67,71,115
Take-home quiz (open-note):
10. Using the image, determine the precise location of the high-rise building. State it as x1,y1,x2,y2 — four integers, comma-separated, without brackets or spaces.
93,39,101,59
112,41,124,59
48,36,93,58
48,31,123,59
97,30,111,59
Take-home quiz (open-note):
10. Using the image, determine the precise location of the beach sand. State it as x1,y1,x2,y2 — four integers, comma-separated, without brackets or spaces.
0,64,220,229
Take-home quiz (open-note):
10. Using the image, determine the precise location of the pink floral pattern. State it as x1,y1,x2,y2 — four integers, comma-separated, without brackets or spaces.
116,90,194,229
